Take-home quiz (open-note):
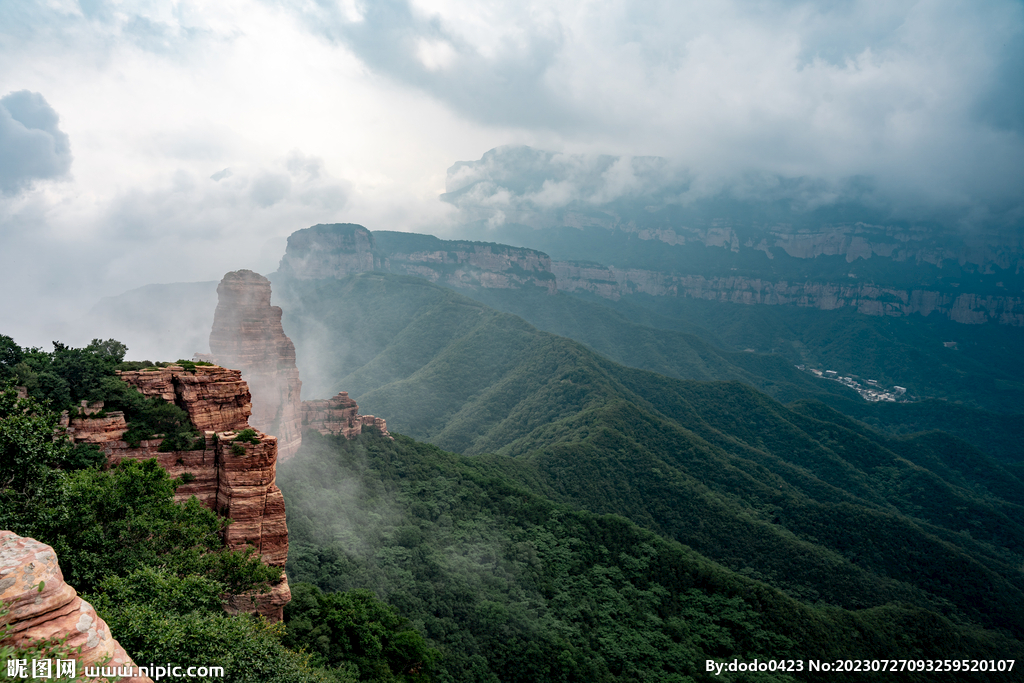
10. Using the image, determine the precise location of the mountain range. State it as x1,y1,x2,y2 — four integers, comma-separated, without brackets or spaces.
72,216,1024,680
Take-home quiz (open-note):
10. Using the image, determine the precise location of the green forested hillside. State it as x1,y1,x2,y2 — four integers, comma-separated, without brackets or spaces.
458,287,855,406
457,288,1024,459
278,272,1022,462
274,273,1024,646
594,293,1024,414
275,273,848,418
0,340,437,683
280,430,1023,683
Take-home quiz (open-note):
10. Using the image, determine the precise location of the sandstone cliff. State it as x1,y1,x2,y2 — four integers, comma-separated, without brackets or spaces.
277,223,557,293
64,365,290,621
374,230,557,293
551,261,1024,325
618,220,1024,273
209,270,303,462
301,392,390,440
0,531,151,683
278,223,380,279
275,223,1022,325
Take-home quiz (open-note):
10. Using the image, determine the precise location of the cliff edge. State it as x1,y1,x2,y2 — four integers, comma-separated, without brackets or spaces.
278,223,557,293
301,391,391,440
64,364,290,621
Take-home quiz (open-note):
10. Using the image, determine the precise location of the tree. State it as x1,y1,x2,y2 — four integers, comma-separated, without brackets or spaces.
0,383,72,496
0,334,23,376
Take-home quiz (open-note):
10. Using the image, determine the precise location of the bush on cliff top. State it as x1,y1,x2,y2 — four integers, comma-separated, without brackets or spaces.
0,334,205,451
1,360,439,683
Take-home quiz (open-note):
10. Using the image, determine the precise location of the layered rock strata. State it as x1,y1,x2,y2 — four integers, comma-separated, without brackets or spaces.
551,262,1024,326
375,231,557,293
278,223,557,293
274,223,1021,325
64,365,290,621
301,392,391,440
0,531,152,683
277,223,380,278
209,270,303,462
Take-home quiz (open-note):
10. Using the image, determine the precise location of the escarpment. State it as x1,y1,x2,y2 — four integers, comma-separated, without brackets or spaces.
275,223,1022,324
63,364,290,621
551,263,1024,325
0,531,152,683
279,223,557,293
209,270,303,462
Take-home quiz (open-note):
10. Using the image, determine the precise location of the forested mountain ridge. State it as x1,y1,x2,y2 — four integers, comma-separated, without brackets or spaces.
272,271,1024,645
274,273,850,412
86,222,1024,416
281,430,1024,682
584,293,1024,414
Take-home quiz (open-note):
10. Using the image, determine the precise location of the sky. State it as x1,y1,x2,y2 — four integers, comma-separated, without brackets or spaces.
1,0,1022,351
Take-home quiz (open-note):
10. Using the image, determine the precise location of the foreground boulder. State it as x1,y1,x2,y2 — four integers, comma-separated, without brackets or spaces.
0,531,152,683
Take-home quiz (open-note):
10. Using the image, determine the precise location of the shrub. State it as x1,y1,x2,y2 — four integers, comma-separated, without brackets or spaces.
234,428,261,444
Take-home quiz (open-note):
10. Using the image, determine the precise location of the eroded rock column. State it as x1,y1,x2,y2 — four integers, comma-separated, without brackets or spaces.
209,270,303,462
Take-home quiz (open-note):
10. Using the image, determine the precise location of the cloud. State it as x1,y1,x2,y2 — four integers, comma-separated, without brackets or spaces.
276,0,572,127
275,0,1024,220
0,91,72,194
102,152,350,244
2,0,1023,350
442,145,692,224
440,144,1016,232
250,170,292,207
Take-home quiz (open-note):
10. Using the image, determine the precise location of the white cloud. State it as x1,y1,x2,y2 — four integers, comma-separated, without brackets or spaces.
415,37,456,70
0,0,1022,348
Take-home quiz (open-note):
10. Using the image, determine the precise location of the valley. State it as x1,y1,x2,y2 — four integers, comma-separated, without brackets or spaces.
5,221,1023,682
4,4,1023,681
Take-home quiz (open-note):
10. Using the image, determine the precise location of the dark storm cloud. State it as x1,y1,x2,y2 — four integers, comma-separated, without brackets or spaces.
972,36,1024,135
0,91,72,194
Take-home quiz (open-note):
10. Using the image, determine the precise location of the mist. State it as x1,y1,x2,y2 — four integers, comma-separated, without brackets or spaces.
2,0,1022,347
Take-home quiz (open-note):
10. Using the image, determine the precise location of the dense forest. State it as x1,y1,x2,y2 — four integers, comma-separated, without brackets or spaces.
3,268,1024,682
459,286,1024,449
271,273,1024,679
281,430,1023,682
0,337,436,683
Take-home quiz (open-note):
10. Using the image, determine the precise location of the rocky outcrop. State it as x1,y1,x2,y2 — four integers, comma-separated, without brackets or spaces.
552,262,1024,326
278,223,380,279
0,531,152,683
209,270,303,462
301,392,390,440
64,365,290,621
114,365,252,433
277,224,557,293
375,231,557,293
275,222,1022,324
